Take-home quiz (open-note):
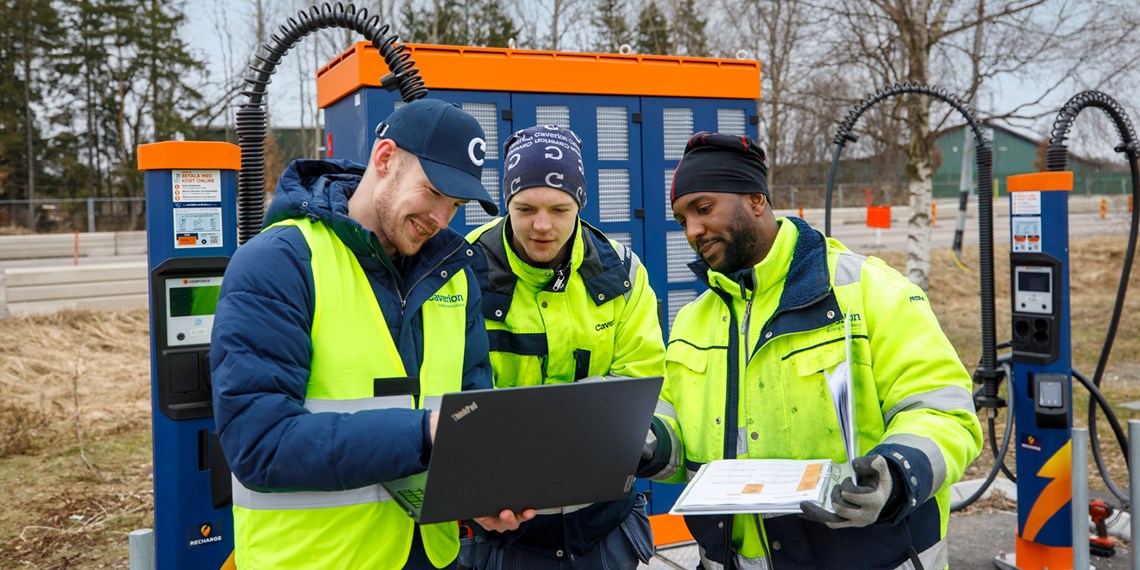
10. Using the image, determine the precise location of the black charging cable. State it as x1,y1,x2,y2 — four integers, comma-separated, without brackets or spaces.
1045,90,1140,507
236,2,428,245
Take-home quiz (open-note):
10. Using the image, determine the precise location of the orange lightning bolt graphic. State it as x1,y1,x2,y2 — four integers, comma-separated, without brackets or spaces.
1022,440,1072,541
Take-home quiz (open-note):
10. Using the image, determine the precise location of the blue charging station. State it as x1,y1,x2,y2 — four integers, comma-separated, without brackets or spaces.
1006,171,1075,568
139,141,240,569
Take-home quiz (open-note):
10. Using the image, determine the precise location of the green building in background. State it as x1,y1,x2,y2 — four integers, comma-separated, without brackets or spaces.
933,124,1130,198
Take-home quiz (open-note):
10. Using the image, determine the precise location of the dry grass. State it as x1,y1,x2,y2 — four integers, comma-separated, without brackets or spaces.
0,225,35,236
877,235,1140,502
0,309,152,568
0,235,1137,566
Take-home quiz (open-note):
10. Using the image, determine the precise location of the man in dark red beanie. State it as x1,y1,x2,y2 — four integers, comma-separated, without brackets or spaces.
639,132,981,569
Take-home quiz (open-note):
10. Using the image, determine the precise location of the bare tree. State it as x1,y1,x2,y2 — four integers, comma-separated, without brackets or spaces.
821,0,1110,290
712,0,825,188
513,0,588,51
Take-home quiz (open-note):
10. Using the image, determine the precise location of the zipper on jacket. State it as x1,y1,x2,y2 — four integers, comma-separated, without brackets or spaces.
756,290,832,350
551,264,569,292
400,241,465,310
741,286,758,365
366,236,406,302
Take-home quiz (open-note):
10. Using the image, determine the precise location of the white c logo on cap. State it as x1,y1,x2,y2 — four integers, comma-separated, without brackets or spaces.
468,138,486,166
507,153,521,169
544,145,563,160
545,172,564,188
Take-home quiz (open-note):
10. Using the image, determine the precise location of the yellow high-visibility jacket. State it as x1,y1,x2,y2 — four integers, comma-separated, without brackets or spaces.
644,217,981,570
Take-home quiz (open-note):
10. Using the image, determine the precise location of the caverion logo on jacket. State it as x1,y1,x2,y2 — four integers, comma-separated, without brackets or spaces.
428,293,465,308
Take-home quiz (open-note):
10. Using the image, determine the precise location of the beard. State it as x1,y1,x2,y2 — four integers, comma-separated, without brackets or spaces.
699,202,763,274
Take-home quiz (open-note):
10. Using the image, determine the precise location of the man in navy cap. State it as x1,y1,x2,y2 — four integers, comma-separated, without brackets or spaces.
211,99,512,569
465,125,664,568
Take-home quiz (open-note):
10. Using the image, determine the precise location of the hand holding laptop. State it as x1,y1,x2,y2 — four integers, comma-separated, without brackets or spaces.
473,508,538,532
382,378,663,525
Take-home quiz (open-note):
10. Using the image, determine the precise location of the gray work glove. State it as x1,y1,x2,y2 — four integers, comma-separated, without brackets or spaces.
642,429,658,460
800,454,898,529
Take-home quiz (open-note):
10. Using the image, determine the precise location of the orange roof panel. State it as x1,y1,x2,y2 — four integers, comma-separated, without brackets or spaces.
317,43,761,108
137,141,241,171
1007,172,1074,192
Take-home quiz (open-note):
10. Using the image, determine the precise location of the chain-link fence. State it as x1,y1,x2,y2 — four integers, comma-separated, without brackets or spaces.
0,198,147,234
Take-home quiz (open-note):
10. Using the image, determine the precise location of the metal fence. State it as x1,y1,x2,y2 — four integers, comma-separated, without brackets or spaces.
771,175,1133,210
769,183,923,210
0,198,147,233
2,175,1131,233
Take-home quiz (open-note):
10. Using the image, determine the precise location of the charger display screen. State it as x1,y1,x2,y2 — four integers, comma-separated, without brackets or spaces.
1017,271,1050,293
169,285,221,317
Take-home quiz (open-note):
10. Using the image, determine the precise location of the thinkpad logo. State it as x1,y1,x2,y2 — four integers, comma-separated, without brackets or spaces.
451,402,478,421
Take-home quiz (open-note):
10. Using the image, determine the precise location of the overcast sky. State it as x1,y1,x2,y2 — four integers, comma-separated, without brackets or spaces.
182,0,1139,161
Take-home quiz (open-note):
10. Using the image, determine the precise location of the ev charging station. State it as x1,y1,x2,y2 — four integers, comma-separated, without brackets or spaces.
138,141,240,569
822,85,1140,570
1005,171,1075,569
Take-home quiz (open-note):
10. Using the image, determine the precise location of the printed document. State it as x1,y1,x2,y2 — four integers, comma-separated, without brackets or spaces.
669,459,845,515
670,309,861,516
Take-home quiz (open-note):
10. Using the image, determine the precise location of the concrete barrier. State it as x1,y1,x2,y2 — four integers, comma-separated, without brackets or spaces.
0,231,146,260
0,261,148,317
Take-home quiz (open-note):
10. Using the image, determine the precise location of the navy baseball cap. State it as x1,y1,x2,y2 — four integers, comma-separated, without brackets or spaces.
375,99,498,216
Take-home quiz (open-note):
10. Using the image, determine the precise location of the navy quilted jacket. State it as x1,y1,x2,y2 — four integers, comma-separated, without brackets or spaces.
210,159,493,491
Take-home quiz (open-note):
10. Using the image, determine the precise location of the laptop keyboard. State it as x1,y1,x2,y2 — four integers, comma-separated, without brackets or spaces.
398,488,425,508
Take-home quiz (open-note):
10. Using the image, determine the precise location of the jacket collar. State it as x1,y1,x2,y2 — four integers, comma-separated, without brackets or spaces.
475,217,630,322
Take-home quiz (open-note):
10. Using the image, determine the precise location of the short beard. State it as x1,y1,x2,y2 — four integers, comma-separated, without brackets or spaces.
704,200,763,274
373,151,407,249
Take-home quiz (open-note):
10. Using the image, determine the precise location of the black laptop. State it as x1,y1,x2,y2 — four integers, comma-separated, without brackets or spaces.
381,376,664,525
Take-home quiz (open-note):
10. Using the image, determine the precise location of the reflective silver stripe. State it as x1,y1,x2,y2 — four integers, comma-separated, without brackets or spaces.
834,252,867,286
883,433,948,498
614,242,640,302
232,476,394,510
884,386,976,427
918,538,948,570
697,550,772,570
698,548,726,570
650,401,683,481
422,395,442,411
533,503,593,515
737,427,748,456
305,395,412,413
660,423,683,480
893,538,947,570
736,554,772,570
651,399,682,480
232,396,413,510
